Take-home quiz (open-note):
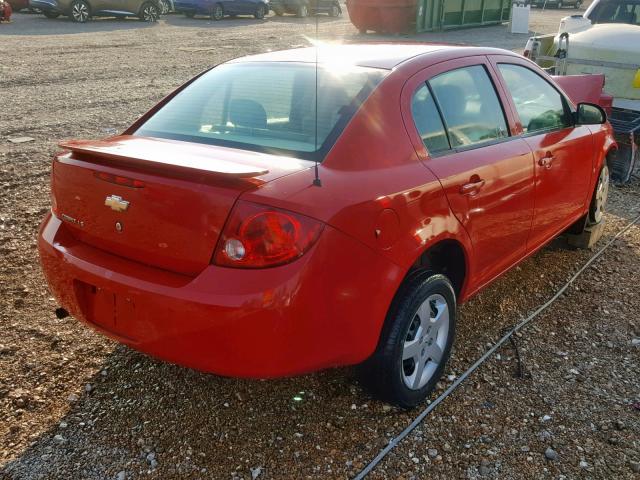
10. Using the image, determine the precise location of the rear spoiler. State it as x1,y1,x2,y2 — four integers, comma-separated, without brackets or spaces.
58,136,269,180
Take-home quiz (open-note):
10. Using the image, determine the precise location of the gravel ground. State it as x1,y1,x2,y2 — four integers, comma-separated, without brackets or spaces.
2,3,640,479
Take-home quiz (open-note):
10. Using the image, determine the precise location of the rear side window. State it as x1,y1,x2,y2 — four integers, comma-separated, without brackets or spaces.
428,65,509,149
498,64,570,134
411,84,450,154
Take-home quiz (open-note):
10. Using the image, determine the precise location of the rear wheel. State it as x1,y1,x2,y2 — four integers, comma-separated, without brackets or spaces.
574,0,581,8
254,3,265,18
556,0,563,8
70,0,90,22
328,3,340,16
359,272,456,408
296,3,307,17
139,1,159,21
43,9,60,17
210,2,223,20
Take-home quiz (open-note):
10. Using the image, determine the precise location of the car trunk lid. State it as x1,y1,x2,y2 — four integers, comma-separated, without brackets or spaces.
52,135,311,276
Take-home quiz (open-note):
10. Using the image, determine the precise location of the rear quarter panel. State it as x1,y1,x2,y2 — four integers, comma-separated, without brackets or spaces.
241,65,474,299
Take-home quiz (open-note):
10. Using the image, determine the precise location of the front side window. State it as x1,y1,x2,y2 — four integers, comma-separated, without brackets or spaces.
135,62,386,160
498,64,571,134
411,84,451,154
428,65,509,149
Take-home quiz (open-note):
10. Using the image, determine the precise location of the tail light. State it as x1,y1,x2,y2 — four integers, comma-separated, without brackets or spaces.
213,201,324,268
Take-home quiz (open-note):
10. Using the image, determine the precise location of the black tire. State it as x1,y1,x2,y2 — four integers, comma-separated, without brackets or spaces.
139,1,159,21
359,271,457,409
210,2,223,20
296,3,308,17
328,3,340,16
69,0,90,22
566,164,609,248
574,0,581,8
43,10,60,17
254,3,265,18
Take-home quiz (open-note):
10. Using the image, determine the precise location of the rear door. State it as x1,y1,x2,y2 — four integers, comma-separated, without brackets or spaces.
489,57,594,251
402,56,535,289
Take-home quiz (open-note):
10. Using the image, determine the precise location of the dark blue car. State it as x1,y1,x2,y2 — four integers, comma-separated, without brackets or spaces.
175,0,268,19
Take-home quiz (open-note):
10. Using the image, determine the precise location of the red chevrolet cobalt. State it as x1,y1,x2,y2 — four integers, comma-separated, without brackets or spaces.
39,44,615,407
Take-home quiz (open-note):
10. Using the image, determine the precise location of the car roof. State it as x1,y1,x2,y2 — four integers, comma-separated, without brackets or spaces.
226,43,498,70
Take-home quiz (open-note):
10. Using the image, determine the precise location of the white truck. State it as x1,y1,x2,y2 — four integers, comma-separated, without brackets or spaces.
524,1,640,182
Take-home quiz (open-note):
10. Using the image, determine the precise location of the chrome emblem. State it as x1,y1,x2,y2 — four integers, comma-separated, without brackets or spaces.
115,221,123,233
105,195,129,212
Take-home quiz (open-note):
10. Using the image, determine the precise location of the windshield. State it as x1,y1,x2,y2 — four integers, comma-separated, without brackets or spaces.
135,62,386,161
590,1,640,25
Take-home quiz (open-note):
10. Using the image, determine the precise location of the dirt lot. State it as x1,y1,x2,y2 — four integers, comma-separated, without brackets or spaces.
1,3,640,479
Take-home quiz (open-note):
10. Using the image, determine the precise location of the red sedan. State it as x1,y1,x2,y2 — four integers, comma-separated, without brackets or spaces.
39,44,615,407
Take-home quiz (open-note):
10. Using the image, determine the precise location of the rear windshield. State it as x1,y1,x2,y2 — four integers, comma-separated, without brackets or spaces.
135,62,386,161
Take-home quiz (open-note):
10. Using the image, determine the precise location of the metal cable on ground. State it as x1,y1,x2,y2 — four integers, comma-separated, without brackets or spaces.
353,212,640,480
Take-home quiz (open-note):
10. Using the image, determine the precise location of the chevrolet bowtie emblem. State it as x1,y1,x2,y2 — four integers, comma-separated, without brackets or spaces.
104,195,130,212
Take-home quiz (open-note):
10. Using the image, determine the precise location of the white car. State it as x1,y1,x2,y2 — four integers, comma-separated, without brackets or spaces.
524,0,640,56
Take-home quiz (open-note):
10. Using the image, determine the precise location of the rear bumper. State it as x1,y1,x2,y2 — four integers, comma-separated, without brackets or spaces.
39,213,403,378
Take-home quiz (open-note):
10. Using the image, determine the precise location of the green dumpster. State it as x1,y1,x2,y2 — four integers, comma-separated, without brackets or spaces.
416,0,512,32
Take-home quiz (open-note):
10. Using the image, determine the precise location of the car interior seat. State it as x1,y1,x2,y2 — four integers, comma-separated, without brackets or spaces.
229,99,268,129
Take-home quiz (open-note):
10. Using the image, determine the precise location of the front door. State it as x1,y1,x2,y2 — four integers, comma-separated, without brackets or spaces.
491,60,594,250
403,57,536,289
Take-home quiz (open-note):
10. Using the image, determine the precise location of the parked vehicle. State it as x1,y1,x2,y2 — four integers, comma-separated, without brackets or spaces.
526,0,583,8
30,0,161,21
158,0,173,14
174,0,268,19
525,23,640,182
269,0,341,17
558,0,640,34
39,44,615,407
7,0,29,12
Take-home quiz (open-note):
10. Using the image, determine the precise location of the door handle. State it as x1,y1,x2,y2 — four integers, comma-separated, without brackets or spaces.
460,178,485,196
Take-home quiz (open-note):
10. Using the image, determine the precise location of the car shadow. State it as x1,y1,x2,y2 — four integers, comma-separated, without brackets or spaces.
265,14,343,24
1,344,366,478
163,13,269,27
0,13,160,35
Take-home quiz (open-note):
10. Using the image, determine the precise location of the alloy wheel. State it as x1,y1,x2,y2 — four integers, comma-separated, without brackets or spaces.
592,165,609,224
142,3,159,21
71,1,89,22
401,293,450,390
255,4,265,18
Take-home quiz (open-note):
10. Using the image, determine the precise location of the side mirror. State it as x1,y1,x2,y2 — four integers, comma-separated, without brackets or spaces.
575,102,607,125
